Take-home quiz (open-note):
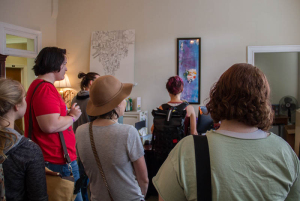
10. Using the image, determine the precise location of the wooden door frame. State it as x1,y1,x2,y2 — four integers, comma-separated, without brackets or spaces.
5,65,25,86
0,54,7,77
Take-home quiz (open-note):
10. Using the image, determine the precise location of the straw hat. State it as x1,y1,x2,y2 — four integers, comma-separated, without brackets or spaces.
86,75,133,116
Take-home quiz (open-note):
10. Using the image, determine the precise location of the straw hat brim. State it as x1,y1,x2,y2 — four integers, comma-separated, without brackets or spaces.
86,83,133,116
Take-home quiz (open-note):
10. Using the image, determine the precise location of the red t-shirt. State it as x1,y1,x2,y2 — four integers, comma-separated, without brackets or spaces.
24,79,77,164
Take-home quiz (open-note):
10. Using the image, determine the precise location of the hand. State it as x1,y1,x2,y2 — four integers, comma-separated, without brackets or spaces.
68,103,82,121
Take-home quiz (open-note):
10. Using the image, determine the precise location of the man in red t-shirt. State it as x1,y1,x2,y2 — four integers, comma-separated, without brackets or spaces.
24,47,83,201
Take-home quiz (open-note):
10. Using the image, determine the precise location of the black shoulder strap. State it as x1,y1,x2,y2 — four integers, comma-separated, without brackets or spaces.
193,135,212,201
28,81,45,139
161,103,171,110
161,102,189,111
28,80,72,164
176,102,189,111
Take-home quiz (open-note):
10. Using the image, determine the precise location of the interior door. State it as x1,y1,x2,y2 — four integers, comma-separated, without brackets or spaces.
6,68,24,133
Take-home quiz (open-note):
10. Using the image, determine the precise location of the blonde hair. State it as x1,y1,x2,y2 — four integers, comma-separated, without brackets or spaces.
0,78,25,162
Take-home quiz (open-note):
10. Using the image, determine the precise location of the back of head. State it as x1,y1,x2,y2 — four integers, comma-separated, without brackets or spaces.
0,78,24,118
78,72,100,90
206,63,273,130
87,75,133,117
0,78,25,162
32,47,66,76
166,76,184,95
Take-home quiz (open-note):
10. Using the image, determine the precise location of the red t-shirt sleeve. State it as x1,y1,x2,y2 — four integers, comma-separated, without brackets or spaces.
32,83,62,116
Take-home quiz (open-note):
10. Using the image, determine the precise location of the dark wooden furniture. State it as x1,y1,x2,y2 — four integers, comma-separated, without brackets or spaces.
284,125,295,150
273,115,289,138
0,54,7,77
273,115,289,125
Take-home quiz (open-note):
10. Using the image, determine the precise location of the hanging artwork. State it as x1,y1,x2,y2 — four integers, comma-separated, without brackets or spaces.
90,29,135,83
177,38,201,104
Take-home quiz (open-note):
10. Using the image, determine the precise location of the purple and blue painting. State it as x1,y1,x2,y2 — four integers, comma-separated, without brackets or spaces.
177,38,200,103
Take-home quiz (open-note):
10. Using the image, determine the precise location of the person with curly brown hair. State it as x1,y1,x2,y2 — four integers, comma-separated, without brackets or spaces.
153,63,300,201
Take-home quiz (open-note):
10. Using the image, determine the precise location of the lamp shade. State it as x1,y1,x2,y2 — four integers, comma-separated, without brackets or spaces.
54,74,71,88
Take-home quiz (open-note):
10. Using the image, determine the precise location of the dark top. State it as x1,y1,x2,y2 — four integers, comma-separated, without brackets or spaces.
3,137,48,201
71,90,90,133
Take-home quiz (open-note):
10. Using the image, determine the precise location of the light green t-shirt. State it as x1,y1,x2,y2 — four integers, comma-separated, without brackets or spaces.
153,130,300,201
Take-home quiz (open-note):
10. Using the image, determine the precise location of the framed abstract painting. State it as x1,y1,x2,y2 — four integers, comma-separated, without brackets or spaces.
177,38,201,104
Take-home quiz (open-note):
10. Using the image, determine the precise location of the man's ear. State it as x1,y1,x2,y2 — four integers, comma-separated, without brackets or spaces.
89,80,93,86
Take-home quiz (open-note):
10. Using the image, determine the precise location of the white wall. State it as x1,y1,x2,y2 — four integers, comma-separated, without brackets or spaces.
0,0,56,48
255,52,299,104
57,0,300,130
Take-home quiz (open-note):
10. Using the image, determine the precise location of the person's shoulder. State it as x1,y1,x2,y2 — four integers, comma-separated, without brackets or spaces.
177,135,194,147
22,138,42,152
269,133,299,160
30,80,57,95
114,124,139,140
169,135,195,157
269,132,295,149
267,133,300,179
30,79,53,88
41,81,56,91
185,104,195,112
12,138,43,161
118,123,137,134
76,123,89,135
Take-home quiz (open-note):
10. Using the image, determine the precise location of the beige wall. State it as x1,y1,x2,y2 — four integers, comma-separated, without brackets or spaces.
57,0,300,129
255,52,299,104
2,0,300,130
0,0,56,47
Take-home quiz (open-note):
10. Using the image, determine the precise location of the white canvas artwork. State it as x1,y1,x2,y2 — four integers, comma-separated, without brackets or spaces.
90,29,135,83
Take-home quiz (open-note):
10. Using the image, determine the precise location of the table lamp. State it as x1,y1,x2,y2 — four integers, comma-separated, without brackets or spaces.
54,74,71,96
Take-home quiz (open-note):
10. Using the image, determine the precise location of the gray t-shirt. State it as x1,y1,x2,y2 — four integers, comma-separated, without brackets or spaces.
76,122,144,201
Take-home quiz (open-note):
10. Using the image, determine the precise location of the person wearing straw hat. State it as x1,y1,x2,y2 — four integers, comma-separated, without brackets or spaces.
76,75,149,201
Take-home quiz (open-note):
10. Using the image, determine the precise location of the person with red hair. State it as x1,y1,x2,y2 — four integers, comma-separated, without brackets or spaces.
151,76,197,135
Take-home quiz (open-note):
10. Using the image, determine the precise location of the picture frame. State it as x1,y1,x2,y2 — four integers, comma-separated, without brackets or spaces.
177,38,201,104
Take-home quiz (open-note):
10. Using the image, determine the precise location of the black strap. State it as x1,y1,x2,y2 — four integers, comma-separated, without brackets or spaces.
193,135,212,201
28,81,45,139
28,80,72,164
161,102,189,111
74,145,88,194
58,131,72,163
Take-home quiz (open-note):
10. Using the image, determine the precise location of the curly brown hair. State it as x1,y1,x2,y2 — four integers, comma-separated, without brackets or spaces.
206,63,274,131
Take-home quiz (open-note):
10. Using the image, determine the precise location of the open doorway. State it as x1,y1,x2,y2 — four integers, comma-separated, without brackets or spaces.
6,67,23,132
5,56,35,90
5,56,35,133
0,22,42,134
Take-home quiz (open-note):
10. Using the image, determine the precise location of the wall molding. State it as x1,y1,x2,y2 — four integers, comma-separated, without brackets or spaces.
247,45,300,65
